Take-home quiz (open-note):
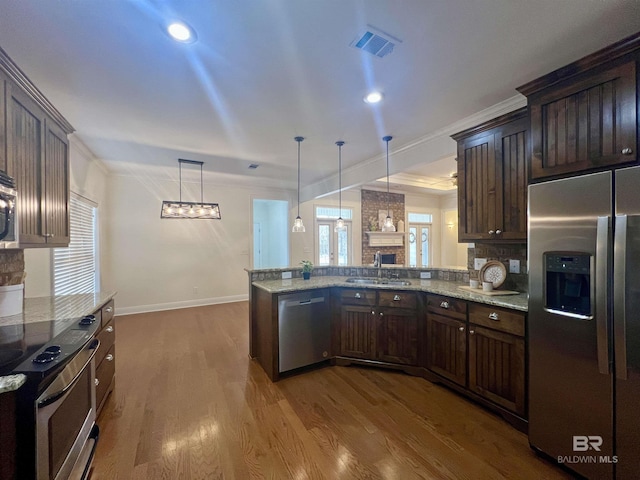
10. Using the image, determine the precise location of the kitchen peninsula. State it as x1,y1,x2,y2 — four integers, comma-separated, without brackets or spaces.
247,265,529,431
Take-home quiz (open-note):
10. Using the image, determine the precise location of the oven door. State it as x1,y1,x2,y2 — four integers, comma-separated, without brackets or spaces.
36,339,99,480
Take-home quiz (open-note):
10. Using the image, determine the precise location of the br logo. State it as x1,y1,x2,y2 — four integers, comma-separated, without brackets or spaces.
573,436,603,452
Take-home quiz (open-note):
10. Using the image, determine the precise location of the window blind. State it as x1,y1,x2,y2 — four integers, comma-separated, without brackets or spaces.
53,194,97,295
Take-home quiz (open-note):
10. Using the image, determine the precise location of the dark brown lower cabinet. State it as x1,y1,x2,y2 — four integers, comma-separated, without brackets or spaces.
468,324,525,416
376,307,418,365
339,305,376,360
426,313,467,386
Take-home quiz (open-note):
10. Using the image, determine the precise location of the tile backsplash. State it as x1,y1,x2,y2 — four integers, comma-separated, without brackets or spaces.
468,243,527,292
0,250,25,286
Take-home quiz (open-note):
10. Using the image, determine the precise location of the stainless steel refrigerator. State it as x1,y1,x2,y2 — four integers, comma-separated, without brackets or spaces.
528,165,640,479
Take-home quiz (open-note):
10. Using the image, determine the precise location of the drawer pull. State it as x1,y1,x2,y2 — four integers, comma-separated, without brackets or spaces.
371,310,375,315
106,306,113,313
488,312,499,321
393,295,401,301
495,229,502,235
106,354,114,362
470,329,475,335
94,378,100,387
354,293,361,299
458,326,465,332
440,301,449,309
488,230,495,235
380,312,384,317
622,147,633,155
106,326,114,333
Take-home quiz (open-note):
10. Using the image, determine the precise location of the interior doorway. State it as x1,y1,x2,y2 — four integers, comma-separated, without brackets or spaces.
252,198,289,268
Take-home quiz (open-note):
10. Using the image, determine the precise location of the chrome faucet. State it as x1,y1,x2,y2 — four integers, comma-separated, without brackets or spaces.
374,251,382,278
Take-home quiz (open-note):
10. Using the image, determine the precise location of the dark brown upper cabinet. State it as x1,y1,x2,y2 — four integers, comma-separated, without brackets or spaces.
1,45,74,247
452,108,528,243
517,33,640,181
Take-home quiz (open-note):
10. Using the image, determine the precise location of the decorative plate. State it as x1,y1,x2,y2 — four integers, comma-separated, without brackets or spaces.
479,260,507,289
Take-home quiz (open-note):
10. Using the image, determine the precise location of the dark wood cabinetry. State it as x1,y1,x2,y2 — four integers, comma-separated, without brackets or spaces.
339,305,376,360
0,46,73,247
338,289,420,367
94,299,116,416
517,32,640,181
452,108,528,242
425,294,526,422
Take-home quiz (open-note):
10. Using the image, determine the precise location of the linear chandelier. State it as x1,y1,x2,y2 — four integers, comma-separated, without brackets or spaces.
161,159,221,219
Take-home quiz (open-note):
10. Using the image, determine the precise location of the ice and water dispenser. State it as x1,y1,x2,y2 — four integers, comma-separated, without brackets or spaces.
544,252,592,317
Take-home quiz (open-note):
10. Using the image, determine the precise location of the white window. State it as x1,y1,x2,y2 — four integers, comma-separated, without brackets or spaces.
407,212,433,268
53,194,98,295
315,206,352,266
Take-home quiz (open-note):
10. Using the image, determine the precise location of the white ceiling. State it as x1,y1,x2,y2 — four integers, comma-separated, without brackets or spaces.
1,0,639,196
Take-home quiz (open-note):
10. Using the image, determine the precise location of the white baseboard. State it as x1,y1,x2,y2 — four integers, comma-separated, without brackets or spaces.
115,294,249,316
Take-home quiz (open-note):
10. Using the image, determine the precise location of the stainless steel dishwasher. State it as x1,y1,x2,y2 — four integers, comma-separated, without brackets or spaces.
277,289,330,373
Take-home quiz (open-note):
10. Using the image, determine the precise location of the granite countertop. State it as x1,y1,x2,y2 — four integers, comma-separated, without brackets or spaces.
252,276,528,312
0,291,117,394
0,291,117,328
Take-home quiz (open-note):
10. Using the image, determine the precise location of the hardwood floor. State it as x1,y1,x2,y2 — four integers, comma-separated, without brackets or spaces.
91,302,571,480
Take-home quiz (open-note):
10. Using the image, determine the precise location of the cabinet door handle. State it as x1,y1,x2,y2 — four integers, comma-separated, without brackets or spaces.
106,354,114,362
458,326,465,332
371,310,375,315
440,301,449,309
488,230,495,235
622,147,633,155
354,293,361,299
43,233,53,238
94,378,100,386
488,312,499,321
393,295,401,301
106,326,114,333
379,312,384,317
106,306,113,313
495,229,502,235
470,330,475,335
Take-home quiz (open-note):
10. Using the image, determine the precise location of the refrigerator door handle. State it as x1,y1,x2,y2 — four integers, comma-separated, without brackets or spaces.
614,214,628,380
596,216,610,375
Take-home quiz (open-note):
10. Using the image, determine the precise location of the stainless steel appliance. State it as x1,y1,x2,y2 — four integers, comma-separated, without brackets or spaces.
0,171,18,249
0,314,102,479
277,289,330,373
529,165,640,479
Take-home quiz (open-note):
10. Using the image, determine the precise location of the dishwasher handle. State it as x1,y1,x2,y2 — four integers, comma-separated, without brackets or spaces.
285,296,326,307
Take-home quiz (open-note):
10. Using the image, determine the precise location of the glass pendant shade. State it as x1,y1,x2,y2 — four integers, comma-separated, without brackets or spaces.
381,215,396,232
335,140,346,232
292,215,305,233
292,136,305,233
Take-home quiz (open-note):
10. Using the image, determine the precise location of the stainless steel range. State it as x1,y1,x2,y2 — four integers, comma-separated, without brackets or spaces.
0,313,102,480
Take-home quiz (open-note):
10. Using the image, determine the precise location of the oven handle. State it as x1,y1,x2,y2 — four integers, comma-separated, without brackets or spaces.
37,338,100,408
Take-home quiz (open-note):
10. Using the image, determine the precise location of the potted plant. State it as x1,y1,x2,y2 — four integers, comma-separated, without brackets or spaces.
300,260,313,280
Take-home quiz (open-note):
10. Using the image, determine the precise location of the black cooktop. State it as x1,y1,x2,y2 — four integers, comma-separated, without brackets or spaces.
0,315,100,379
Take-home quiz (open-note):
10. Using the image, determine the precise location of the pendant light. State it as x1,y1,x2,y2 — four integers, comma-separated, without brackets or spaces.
292,136,306,233
381,135,396,232
161,159,221,219
335,140,346,231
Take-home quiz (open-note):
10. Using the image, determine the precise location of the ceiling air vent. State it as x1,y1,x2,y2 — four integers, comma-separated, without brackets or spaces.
248,164,259,169
351,25,402,58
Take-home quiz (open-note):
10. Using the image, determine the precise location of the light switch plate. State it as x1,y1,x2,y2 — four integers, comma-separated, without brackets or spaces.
282,271,292,279
474,258,487,270
509,259,520,274
420,272,431,279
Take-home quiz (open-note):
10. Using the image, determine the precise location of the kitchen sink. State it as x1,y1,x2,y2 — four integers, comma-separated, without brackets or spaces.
345,277,411,286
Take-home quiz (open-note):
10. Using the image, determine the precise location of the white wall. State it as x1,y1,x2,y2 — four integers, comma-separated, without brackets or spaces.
24,137,110,298
440,193,468,268
106,174,292,314
252,199,289,268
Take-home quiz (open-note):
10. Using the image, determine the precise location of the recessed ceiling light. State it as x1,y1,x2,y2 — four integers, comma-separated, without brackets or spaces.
364,91,383,104
167,22,197,43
